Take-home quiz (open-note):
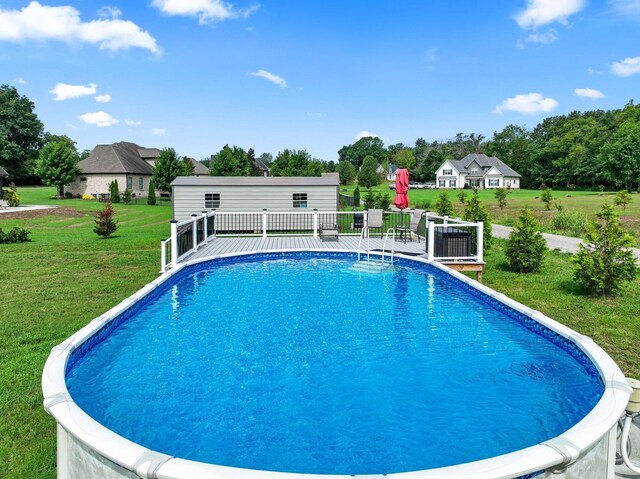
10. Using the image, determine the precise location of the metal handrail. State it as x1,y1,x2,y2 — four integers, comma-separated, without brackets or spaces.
381,227,397,264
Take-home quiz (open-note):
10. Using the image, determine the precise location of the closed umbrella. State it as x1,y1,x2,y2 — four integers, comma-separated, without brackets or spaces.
394,168,409,240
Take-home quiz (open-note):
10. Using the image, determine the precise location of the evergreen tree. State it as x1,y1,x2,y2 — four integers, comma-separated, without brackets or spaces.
573,203,638,296
505,208,548,273
110,179,120,203
122,188,132,205
35,136,80,197
463,190,493,250
363,189,376,209
434,191,454,216
541,188,553,210
94,202,118,239
494,187,511,209
358,155,380,188
353,186,361,207
457,190,467,204
614,189,632,210
147,179,157,205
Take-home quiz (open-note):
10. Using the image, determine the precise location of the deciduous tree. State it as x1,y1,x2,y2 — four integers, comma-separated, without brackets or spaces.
336,160,356,184
357,155,380,188
34,136,79,197
153,148,185,192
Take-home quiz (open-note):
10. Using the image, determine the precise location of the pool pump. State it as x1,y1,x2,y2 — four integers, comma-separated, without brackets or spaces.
621,377,640,474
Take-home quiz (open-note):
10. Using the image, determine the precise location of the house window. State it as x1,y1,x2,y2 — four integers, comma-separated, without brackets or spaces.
80,177,87,182
442,169,453,176
449,179,457,188
439,180,446,188
204,193,220,209
293,193,308,208
470,168,478,174
127,176,132,190
139,177,144,190
488,179,499,187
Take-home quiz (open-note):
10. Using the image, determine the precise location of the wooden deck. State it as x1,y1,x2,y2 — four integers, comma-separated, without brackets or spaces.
184,235,428,262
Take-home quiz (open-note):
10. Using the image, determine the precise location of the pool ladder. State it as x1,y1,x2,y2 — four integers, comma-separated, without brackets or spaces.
357,227,397,264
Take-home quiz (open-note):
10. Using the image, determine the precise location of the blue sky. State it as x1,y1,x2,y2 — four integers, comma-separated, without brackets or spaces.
1,0,639,162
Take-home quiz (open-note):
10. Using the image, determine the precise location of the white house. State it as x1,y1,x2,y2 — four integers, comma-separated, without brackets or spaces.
435,153,521,189
376,163,398,182
171,176,339,221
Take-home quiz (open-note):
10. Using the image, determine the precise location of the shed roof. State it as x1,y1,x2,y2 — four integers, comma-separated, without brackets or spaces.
171,176,339,187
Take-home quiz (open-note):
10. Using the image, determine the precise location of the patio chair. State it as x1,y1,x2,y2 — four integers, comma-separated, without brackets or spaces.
396,209,425,243
319,223,339,241
366,209,384,237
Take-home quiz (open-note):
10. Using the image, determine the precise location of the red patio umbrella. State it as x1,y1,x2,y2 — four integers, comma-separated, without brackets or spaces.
394,168,409,210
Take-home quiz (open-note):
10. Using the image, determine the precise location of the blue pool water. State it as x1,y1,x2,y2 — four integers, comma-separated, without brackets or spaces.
66,254,603,474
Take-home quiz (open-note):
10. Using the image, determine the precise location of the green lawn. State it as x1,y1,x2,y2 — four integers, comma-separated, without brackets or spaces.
1,186,638,478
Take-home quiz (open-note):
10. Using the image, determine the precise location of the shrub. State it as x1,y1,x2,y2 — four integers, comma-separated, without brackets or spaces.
463,190,493,251
94,202,119,239
353,186,361,208
415,200,432,210
122,188,132,205
457,190,467,204
573,203,638,296
434,191,454,216
541,188,553,210
554,201,564,212
614,189,632,210
375,191,391,211
505,208,547,273
82,194,95,200
494,187,511,209
64,191,73,199
147,179,157,205
363,189,376,210
2,188,20,207
552,209,587,237
110,180,120,204
0,227,31,244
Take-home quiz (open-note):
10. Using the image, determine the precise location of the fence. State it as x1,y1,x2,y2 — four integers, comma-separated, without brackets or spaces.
160,209,483,272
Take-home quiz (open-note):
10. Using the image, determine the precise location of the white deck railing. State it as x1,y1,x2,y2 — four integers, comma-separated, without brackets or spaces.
160,210,484,273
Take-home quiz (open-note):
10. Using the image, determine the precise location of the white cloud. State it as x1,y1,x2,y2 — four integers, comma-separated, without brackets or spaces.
250,69,287,88
50,82,97,101
79,111,118,127
609,0,640,17
95,94,111,103
356,131,380,140
0,2,160,54
612,56,640,77
124,119,142,126
152,127,166,136
574,88,606,99
306,112,322,117
515,0,585,29
152,0,259,24
588,67,602,76
526,30,558,44
14,77,27,84
493,93,559,115
97,6,122,19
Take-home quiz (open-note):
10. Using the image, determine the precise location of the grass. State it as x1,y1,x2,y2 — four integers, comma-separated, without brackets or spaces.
1,186,639,478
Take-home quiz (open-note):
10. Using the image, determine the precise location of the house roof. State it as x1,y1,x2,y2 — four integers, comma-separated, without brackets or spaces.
447,153,521,178
78,142,154,175
252,158,270,172
172,176,339,187
190,159,210,175
137,147,161,159
0,166,8,177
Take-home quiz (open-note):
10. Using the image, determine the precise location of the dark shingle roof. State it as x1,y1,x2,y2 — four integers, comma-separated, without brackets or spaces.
190,159,210,175
450,153,521,178
78,142,154,175
252,158,270,172
0,166,8,177
137,147,161,159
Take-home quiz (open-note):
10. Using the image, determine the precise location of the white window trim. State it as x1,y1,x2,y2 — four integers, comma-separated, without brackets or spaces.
293,193,308,208
204,193,221,209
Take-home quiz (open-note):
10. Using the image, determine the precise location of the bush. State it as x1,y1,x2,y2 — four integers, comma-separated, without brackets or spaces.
147,179,157,205
494,187,511,209
415,200,432,210
122,188,132,205
0,226,31,244
541,188,553,210
434,191,454,216
614,189,632,210
463,190,493,251
505,208,547,273
2,188,20,207
363,189,376,210
552,209,587,237
573,203,638,296
353,186,360,208
110,180,120,204
82,194,95,200
94,202,118,239
457,190,467,204
64,191,73,199
375,191,391,211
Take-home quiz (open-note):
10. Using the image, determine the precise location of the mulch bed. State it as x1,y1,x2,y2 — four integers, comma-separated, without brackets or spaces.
0,207,88,220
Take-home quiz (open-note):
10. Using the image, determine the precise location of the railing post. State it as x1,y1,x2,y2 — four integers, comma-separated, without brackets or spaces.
191,214,198,251
313,209,318,237
202,211,208,244
476,219,484,263
443,214,449,226
170,220,178,267
427,220,435,261
211,209,216,238
160,240,167,273
262,209,267,239
364,210,369,238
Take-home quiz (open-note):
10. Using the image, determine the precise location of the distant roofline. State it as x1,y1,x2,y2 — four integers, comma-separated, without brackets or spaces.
171,176,339,187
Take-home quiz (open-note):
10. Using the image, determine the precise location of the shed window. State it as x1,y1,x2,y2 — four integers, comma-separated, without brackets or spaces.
442,169,453,176
293,193,308,208
205,193,220,209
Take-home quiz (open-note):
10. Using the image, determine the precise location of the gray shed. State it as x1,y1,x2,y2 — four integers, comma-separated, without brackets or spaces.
171,176,340,221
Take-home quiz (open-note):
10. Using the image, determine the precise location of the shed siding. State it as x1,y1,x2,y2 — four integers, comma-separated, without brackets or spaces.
172,185,338,221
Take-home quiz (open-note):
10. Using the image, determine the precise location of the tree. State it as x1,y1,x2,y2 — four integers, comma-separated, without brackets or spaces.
336,160,356,184
573,203,638,296
94,202,118,239
363,189,376,209
599,119,640,191
614,189,632,210
457,190,467,204
110,180,120,203
541,188,553,210
152,148,184,192
34,136,79,197
122,188,132,205
147,179,157,205
358,155,380,188
375,191,391,211
0,85,44,180
505,208,548,273
434,191,454,216
463,190,493,251
338,136,386,170
270,149,321,176
210,145,253,176
353,186,361,207
494,187,511,209
393,148,416,169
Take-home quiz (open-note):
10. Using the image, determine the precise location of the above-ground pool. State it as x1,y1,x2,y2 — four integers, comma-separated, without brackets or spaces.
43,251,631,479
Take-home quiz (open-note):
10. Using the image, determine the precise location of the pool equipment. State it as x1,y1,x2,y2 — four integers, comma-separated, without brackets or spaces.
621,377,640,473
